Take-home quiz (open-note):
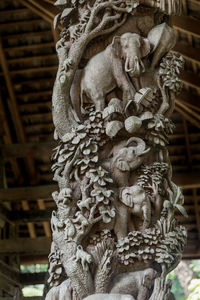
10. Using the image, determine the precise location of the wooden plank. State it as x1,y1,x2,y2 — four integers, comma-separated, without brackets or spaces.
0,184,57,202
176,91,200,108
193,189,200,242
180,71,200,90
37,199,51,237
4,42,54,52
172,15,200,38
8,54,57,64
0,261,20,286
19,0,52,24
2,30,52,40
10,208,54,223
173,42,200,64
21,255,48,265
20,272,46,285
10,65,57,75
173,172,200,189
1,141,56,159
0,237,51,255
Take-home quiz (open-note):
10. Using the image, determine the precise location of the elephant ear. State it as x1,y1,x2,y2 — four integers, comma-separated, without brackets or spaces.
141,38,151,58
120,188,134,207
111,36,121,57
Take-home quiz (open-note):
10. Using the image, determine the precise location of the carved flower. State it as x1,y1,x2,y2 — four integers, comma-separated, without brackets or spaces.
159,53,184,94
98,205,115,223
86,166,113,186
91,187,114,204
145,114,174,147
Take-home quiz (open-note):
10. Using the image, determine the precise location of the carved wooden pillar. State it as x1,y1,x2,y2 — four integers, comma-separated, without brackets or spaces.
46,1,187,299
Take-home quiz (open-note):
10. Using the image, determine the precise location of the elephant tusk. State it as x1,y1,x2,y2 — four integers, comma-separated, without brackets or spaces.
125,57,134,73
140,60,145,73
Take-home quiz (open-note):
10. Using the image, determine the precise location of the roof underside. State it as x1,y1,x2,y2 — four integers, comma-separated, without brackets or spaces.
0,0,200,264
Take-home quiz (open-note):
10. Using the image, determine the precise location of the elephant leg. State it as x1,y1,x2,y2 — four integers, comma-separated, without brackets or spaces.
142,203,151,231
90,93,105,111
114,205,129,240
137,286,149,300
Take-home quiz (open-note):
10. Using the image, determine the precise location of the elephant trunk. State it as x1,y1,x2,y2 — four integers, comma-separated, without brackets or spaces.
125,56,145,78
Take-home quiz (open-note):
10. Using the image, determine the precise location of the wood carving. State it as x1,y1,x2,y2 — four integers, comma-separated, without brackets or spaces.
46,0,187,299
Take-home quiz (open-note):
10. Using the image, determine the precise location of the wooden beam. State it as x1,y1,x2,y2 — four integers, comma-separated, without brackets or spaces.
0,141,56,159
20,272,46,286
180,71,200,90
10,208,53,223
0,38,36,180
193,189,200,242
173,172,200,189
0,184,57,202
176,91,200,109
19,0,52,24
37,199,51,237
0,260,20,286
173,42,200,65
0,237,51,255
172,15,200,38
4,42,54,52
21,255,48,265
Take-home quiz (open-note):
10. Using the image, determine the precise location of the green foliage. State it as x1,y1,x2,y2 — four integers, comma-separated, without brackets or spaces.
187,279,200,300
20,264,48,273
167,270,186,300
22,284,44,297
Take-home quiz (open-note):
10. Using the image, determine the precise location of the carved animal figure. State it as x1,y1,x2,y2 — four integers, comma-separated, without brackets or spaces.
77,197,93,211
73,211,89,232
64,219,76,240
75,245,93,271
110,268,158,300
83,294,135,300
111,137,150,186
71,32,151,117
119,185,151,233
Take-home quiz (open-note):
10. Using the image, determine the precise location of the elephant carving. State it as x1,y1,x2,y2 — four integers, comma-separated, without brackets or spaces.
71,32,151,118
120,185,151,232
110,268,158,300
111,137,150,187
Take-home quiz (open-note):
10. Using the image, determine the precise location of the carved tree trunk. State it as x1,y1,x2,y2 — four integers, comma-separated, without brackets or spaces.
46,1,187,299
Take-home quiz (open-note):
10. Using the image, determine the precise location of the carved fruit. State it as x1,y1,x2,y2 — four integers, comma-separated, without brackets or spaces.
134,87,153,107
124,116,142,134
106,121,124,137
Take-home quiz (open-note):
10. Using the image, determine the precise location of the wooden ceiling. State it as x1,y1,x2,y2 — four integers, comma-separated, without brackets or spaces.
0,0,200,268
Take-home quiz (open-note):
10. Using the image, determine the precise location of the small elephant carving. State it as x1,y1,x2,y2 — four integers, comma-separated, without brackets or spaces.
121,185,151,231
110,268,158,300
114,185,151,239
71,32,151,118
111,137,150,187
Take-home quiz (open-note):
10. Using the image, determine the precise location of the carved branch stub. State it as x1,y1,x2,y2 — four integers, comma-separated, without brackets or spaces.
46,1,186,299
